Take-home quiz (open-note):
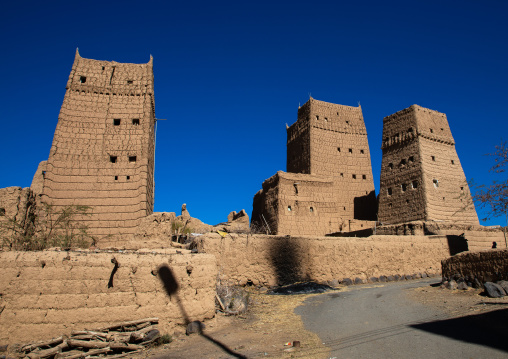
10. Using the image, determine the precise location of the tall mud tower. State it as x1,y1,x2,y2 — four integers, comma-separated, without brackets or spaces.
378,105,478,225
287,98,377,220
39,50,155,237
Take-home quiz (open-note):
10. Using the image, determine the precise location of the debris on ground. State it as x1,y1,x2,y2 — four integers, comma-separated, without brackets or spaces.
16,318,163,359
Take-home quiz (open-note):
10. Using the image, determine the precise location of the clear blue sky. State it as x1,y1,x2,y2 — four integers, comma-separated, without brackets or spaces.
1,1,506,226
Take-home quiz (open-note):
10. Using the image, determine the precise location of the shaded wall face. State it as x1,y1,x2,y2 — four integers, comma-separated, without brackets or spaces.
378,138,426,224
287,103,311,174
251,175,280,234
41,56,156,237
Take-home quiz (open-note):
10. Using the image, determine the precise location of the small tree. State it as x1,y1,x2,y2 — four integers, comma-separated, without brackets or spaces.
0,203,94,251
472,141,508,247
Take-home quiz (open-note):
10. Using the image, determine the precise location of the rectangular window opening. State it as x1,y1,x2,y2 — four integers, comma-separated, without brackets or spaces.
352,174,356,179
114,119,121,126
362,174,366,180
451,160,455,164
127,80,133,84
132,119,140,125
387,187,392,196
360,149,364,154
127,176,130,180
349,148,352,153
80,76,86,83
114,176,118,180
431,156,435,161
412,180,418,189
129,156,137,163
110,156,117,163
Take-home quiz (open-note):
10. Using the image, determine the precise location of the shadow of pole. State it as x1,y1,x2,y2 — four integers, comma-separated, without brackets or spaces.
157,265,247,359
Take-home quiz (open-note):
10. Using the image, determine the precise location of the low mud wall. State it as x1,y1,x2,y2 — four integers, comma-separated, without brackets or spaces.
442,249,508,286
0,250,217,344
197,233,451,287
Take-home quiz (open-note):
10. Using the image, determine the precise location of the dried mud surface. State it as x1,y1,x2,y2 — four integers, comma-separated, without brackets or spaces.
141,289,331,359
407,283,508,317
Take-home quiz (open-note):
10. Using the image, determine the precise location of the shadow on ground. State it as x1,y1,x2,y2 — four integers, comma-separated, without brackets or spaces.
157,265,247,359
410,308,508,353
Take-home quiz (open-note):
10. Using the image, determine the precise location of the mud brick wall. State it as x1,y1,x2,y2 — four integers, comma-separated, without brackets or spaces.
37,50,156,237
442,249,508,285
197,233,449,287
253,98,377,236
378,105,478,225
0,187,36,240
0,250,217,344
252,172,376,236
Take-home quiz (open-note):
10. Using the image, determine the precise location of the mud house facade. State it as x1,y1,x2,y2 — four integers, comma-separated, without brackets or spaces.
32,50,156,237
252,98,377,236
377,105,478,225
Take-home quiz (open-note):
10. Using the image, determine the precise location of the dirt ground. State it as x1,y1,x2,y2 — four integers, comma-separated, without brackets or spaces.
142,288,330,359
138,282,508,359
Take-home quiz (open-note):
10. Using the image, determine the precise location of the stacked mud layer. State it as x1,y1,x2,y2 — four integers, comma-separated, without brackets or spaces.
378,105,478,225
252,98,377,236
33,50,156,236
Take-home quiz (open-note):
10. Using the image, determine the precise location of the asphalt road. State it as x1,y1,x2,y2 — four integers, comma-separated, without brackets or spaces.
295,279,508,359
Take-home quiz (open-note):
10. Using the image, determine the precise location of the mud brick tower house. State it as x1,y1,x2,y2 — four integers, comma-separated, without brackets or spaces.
377,105,478,225
34,50,156,237
252,97,377,236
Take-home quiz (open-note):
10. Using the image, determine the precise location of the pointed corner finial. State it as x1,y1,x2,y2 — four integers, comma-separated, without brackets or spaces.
358,101,361,108
75,48,80,59
148,54,153,65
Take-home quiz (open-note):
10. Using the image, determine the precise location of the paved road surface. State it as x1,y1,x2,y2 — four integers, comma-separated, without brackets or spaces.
296,279,508,359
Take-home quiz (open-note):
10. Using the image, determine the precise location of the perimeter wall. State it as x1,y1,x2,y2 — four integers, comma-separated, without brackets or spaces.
0,250,217,344
196,233,451,287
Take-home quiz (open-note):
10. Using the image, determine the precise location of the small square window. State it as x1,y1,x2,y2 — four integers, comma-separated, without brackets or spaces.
430,128,434,133
42,171,46,179
409,156,414,163
114,119,121,126
362,174,366,180
127,176,130,180
349,148,352,153
132,119,140,125
127,80,133,84
114,176,118,180
352,174,356,179
433,179,439,188
340,173,344,177
343,206,346,211
412,180,418,189
316,115,319,121
451,160,455,164
110,156,117,163
360,149,364,154
288,206,292,211
102,66,105,70
324,117,328,122
337,147,341,152
129,156,137,163
431,156,435,161
346,121,349,124
80,76,86,83
388,163,393,169
401,183,407,192
0,208,5,216
387,188,392,196
460,186,464,191
309,207,314,212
